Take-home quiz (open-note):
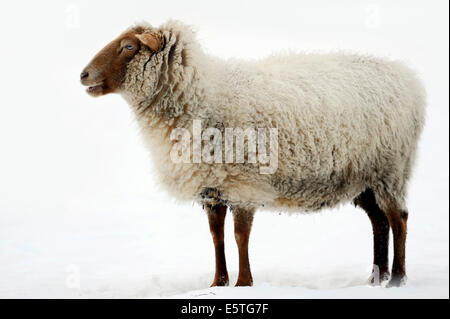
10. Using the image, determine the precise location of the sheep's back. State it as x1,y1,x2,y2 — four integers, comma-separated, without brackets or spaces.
211,53,426,210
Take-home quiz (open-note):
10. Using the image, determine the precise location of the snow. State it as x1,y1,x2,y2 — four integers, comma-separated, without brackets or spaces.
0,0,448,298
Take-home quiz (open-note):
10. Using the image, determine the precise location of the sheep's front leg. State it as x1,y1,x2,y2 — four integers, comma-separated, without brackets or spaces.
232,207,255,287
205,203,229,287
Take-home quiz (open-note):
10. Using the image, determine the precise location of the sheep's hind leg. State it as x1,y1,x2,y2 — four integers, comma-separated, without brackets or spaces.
354,189,390,285
384,200,409,288
205,203,229,287
232,207,255,287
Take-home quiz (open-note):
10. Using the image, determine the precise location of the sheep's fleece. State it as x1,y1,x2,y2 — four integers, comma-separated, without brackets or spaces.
120,20,426,212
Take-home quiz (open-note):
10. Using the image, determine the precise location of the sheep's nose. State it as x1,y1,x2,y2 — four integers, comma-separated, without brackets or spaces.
80,71,89,80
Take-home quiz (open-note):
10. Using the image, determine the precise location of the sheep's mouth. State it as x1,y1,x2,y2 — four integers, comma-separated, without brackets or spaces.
86,83,105,97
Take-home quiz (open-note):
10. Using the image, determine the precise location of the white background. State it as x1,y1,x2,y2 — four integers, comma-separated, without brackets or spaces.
0,0,448,298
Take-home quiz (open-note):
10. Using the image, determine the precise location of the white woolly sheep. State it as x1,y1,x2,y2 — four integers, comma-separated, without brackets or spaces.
81,20,426,287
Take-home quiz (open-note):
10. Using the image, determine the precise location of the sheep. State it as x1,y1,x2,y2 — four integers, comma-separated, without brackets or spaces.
80,20,426,288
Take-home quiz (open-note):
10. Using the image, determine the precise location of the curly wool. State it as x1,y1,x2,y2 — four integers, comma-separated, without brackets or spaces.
120,20,426,212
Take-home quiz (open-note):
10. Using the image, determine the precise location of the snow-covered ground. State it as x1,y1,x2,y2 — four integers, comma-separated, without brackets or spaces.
0,0,448,298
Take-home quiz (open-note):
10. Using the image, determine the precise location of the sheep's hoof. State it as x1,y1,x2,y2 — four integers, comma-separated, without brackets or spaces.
367,271,390,286
235,279,253,287
210,276,229,287
386,274,407,288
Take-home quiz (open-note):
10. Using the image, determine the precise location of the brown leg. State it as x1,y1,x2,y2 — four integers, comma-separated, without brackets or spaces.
205,203,229,287
232,207,255,287
354,189,390,285
385,203,408,287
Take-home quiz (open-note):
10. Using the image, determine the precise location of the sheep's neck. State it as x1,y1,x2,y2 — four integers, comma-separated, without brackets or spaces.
121,37,203,135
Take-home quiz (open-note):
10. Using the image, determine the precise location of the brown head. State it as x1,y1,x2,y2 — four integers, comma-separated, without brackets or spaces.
80,26,163,97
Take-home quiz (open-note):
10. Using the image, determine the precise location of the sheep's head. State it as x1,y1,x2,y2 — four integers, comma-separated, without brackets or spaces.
80,27,162,97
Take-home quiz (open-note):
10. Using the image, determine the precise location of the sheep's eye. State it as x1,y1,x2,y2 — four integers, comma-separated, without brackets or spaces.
125,44,134,50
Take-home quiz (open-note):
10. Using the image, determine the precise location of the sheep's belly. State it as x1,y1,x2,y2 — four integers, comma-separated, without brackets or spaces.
268,175,365,211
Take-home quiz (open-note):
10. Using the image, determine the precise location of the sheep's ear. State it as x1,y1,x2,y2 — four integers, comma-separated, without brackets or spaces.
136,32,162,52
